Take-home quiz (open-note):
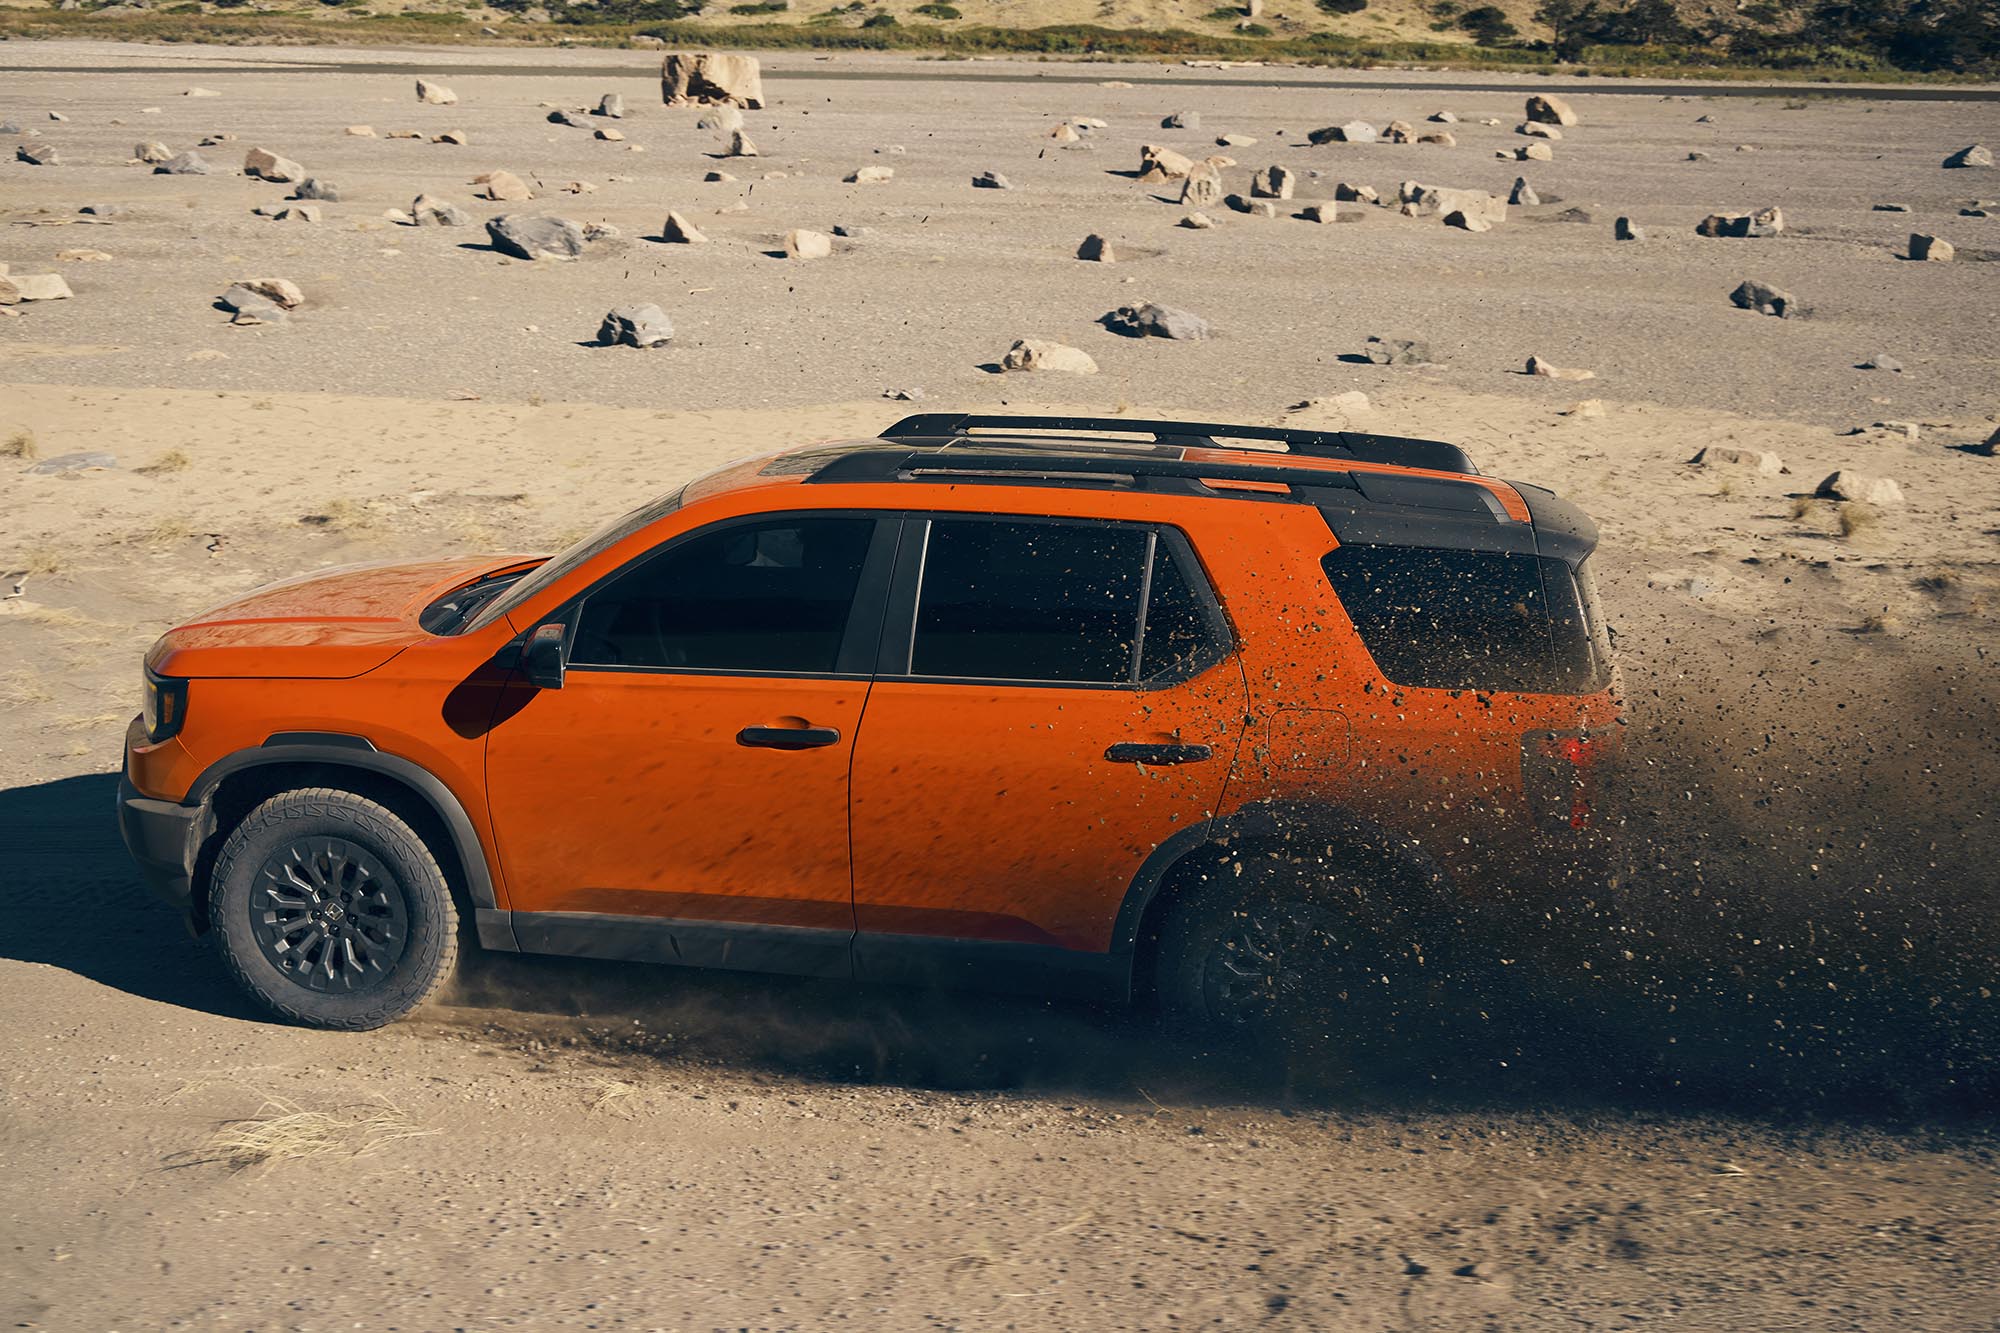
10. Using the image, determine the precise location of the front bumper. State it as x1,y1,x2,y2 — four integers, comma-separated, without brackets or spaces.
117,772,202,912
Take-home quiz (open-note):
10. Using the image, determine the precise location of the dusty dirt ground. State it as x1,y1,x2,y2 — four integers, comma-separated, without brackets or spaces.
4,42,2000,1331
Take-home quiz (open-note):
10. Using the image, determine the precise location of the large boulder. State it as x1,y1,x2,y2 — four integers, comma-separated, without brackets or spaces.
1909,233,1954,261
293,177,340,202
476,170,532,201
1943,144,1992,169
1308,121,1377,145
696,106,745,132
486,214,587,261
598,304,673,348
134,141,173,163
219,283,287,325
1365,336,1433,365
661,52,766,109
784,228,833,260
1730,278,1796,318
15,141,60,166
1250,165,1296,200
1002,339,1098,373
1139,143,1196,181
244,147,305,183
1179,159,1223,207
1103,302,1212,340
416,78,458,105
1526,94,1579,127
1817,471,1904,506
596,92,625,119
661,210,708,243
411,194,471,226
154,150,211,175
0,273,73,304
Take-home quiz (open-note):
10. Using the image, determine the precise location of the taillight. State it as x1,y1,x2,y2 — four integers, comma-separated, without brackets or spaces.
1524,731,1599,830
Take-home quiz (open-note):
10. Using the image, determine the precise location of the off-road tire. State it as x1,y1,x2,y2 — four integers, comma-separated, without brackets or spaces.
209,787,459,1031
1152,856,1400,1053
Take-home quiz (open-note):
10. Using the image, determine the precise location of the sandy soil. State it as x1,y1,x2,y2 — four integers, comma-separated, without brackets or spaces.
4,42,2000,1331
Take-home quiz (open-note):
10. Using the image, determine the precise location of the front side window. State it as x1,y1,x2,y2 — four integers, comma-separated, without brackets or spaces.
909,518,1221,685
570,516,874,673
1320,544,1611,695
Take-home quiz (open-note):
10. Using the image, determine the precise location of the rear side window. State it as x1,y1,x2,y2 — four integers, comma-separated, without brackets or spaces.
1320,544,1610,695
910,519,1221,685
571,516,873,673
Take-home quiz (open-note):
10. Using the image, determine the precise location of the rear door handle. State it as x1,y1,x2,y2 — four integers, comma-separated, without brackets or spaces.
738,725,842,751
1105,742,1213,765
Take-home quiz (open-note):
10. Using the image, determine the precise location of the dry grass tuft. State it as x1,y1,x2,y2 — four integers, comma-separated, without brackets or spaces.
1,429,38,461
139,448,193,475
1786,495,1818,521
17,546,65,576
585,1077,640,1118
1856,612,1898,634
174,1097,433,1172
1837,502,1880,538
1916,568,1961,592
139,518,197,549
301,499,375,532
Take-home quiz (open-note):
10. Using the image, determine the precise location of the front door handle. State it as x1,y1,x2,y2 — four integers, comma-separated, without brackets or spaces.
738,725,842,751
1106,742,1213,765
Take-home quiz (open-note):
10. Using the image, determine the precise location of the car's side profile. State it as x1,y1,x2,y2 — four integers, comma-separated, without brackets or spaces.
120,414,1618,1033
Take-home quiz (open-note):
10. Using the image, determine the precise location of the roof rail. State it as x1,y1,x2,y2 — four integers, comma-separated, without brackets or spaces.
879,413,1479,476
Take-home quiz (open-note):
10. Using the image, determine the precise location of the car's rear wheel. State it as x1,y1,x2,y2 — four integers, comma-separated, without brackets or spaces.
208,788,459,1030
1152,857,1403,1053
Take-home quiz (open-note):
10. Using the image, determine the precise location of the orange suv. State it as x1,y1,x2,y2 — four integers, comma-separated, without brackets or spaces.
120,415,1619,1032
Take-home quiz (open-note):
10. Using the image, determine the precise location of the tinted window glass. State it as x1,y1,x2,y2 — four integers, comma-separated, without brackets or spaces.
913,520,1148,683
1137,543,1221,681
1321,544,1610,695
572,516,873,673
470,486,684,633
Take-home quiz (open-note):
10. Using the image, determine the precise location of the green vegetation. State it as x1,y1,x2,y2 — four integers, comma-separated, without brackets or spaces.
729,1,791,13
1,0,1992,76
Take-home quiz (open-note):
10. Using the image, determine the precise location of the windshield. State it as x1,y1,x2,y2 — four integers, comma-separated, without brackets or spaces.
467,486,685,633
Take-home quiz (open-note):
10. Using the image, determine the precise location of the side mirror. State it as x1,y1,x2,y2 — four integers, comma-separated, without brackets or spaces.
523,622,568,690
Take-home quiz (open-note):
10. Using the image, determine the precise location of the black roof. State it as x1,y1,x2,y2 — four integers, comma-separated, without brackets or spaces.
877,413,1481,474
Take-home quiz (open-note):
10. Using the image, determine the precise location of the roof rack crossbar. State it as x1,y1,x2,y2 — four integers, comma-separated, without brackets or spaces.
878,413,1479,476
810,447,1372,494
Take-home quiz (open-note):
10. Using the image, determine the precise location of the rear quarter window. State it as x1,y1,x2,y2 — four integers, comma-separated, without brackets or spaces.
1321,544,1610,695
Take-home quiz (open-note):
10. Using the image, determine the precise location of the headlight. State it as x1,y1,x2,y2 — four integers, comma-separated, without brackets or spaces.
141,668,189,743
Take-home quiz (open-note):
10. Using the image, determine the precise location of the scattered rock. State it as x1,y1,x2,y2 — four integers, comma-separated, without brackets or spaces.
1909,233,1953,261
1517,122,1562,140
596,92,625,119
274,204,321,223
1858,354,1903,372
244,147,305,183
582,222,620,242
1615,216,1643,240
1687,150,1712,162
79,203,125,216
1526,354,1595,380
134,141,173,163
416,78,459,106
784,228,833,260
696,106,745,133
385,130,424,140
412,194,471,226
1250,165,1296,200
55,248,112,262
549,110,594,129
477,170,532,201
704,170,737,183
293,177,340,202
1180,160,1223,208
1104,302,1212,340
1817,470,1903,505
845,164,894,184
1139,144,1197,181
1308,121,1377,145
831,224,866,238
1334,182,1378,204
486,214,587,261
1417,131,1456,147
1163,110,1200,129
662,52,766,109
153,150,211,175
1872,202,1910,212
1513,143,1555,162
26,451,117,474
1695,206,1783,238
219,284,287,325
1942,144,1992,169
200,133,237,146
1227,195,1279,219
597,303,673,348
1509,177,1539,206
972,170,1012,190
1298,202,1337,223
434,130,469,145
1180,212,1214,229
1444,208,1491,232
1364,336,1433,365
1429,111,1458,123
1729,278,1796,318
0,273,72,304
882,387,925,401
1077,233,1115,262
1050,123,1081,144
661,210,708,243
726,130,759,158
1525,94,1579,127
1218,132,1258,148
15,142,60,167
1002,338,1098,373
1562,399,1605,418
346,125,376,137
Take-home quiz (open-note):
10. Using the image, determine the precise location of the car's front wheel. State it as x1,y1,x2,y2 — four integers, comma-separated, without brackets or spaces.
208,787,459,1030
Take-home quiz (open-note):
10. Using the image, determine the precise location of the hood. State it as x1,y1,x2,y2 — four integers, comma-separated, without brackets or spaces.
147,555,536,680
